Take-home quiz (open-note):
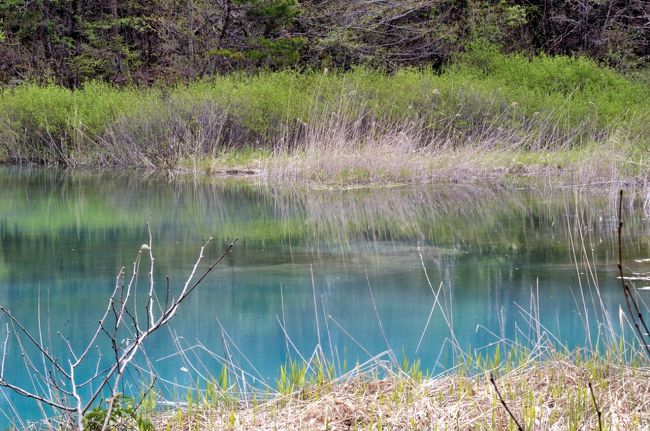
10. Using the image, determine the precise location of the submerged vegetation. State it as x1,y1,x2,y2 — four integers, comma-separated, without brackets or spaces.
1,47,649,184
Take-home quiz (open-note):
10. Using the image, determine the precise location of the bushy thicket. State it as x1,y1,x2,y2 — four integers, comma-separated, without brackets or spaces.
1,48,648,167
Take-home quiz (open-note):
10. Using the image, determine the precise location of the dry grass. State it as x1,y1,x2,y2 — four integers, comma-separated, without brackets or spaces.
177,110,644,186
208,128,638,186
152,357,650,430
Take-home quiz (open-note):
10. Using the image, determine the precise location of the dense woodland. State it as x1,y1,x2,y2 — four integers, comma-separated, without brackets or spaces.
0,0,649,86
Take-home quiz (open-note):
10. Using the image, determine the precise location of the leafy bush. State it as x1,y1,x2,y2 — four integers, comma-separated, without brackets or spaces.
1,48,648,166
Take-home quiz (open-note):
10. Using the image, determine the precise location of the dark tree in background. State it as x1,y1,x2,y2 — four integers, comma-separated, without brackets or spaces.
0,0,304,84
0,0,648,85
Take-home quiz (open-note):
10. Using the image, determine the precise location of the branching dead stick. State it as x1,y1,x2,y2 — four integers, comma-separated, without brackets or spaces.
588,381,603,431
116,254,141,331
146,222,155,330
83,238,238,414
1,324,9,377
165,276,170,311
617,190,650,358
172,238,239,307
0,378,75,412
58,332,77,362
69,360,83,431
101,240,236,431
77,364,113,388
0,306,71,380
489,373,524,431
627,283,650,342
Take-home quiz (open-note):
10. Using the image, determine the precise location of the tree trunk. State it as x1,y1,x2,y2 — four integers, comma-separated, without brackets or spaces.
108,0,118,34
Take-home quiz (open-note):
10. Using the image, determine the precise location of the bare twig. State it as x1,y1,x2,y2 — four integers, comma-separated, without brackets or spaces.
588,381,603,431
489,373,524,431
617,189,650,358
0,234,237,429
310,265,324,362
0,306,71,380
365,270,397,366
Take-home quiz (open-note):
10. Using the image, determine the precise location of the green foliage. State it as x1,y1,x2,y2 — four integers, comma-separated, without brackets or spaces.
0,81,152,133
277,360,307,395
453,42,650,128
1,0,648,83
401,355,424,382
209,48,246,61
84,395,153,431
464,0,530,46
244,36,306,68
243,0,301,27
0,49,648,165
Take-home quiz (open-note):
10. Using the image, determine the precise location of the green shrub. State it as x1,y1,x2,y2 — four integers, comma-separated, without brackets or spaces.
1,48,648,166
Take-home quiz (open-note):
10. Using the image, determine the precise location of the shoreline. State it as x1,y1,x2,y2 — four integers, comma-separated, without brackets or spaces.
4,142,645,190
1,164,650,429
149,352,649,430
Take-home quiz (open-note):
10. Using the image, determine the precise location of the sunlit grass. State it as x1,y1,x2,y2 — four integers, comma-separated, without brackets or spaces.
151,344,650,430
1,49,648,182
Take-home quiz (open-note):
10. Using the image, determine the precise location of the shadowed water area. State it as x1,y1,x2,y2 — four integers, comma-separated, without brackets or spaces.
0,167,649,427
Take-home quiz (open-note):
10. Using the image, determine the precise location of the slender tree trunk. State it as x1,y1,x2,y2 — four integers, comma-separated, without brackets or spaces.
108,0,118,21
108,0,119,36
71,0,83,86
107,0,122,79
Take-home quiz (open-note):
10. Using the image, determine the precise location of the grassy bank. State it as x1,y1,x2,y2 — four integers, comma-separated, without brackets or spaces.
1,47,649,184
151,352,649,430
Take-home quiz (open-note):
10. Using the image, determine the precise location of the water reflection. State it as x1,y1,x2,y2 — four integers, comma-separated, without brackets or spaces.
0,167,649,427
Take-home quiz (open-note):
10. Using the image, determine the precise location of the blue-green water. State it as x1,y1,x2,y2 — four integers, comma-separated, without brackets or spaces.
0,167,649,427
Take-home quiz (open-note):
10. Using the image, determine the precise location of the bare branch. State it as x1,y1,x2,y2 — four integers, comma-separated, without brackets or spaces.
1,324,9,377
83,238,237,414
489,373,524,431
617,190,650,358
58,332,77,362
0,306,71,380
146,222,155,330
0,234,237,427
588,381,603,431
0,378,76,412
73,267,124,368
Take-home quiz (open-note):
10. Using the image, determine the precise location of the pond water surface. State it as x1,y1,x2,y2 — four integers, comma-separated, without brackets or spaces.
0,167,649,427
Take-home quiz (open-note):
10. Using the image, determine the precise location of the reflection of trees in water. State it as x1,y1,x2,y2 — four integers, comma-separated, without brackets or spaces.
1,167,650,278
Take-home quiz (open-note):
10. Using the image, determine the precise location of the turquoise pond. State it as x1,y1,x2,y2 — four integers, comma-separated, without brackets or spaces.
0,167,649,427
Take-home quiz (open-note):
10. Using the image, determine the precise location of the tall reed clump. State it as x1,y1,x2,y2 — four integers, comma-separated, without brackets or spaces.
150,189,649,430
1,49,649,178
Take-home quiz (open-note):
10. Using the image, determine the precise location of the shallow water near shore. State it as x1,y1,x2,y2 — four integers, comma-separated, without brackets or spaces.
0,167,649,427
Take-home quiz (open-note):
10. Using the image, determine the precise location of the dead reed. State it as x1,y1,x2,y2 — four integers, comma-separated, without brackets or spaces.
152,353,650,430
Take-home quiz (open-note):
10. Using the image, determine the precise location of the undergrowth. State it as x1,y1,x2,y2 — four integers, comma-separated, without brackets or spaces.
1,48,648,181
